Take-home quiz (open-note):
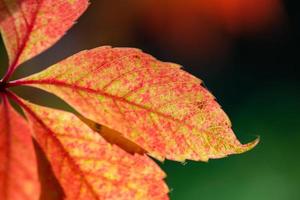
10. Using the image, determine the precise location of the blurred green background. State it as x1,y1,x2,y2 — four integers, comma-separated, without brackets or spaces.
0,0,299,199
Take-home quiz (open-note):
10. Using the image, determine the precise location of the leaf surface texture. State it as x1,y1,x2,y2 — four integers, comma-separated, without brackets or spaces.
19,46,258,162
19,97,169,200
0,96,39,200
0,0,88,68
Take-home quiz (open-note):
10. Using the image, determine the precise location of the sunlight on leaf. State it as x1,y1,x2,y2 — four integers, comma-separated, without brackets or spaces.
78,114,147,155
17,46,259,162
0,0,259,199
0,96,39,200
17,96,169,200
32,139,65,200
0,0,88,74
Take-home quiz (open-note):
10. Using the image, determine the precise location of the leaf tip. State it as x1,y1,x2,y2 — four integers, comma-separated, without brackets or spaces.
238,136,260,154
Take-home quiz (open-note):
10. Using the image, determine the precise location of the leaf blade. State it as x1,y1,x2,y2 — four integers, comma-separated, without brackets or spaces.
19,46,259,162
33,138,65,200
14,95,169,200
0,95,40,200
78,114,147,155
0,0,88,70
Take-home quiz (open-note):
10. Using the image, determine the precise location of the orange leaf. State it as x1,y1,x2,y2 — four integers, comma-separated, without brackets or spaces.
0,95,40,200
78,114,147,155
12,94,169,200
0,0,88,78
33,138,66,200
14,46,259,162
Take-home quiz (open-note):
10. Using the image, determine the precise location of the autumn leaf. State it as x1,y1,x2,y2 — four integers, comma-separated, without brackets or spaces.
0,95,39,200
78,114,147,155
8,92,169,200
0,0,89,81
0,1,259,199
33,138,66,200
11,46,259,162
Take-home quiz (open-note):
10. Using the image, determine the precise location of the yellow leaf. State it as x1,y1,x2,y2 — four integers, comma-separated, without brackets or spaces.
0,0,88,81
13,46,259,162
14,95,168,200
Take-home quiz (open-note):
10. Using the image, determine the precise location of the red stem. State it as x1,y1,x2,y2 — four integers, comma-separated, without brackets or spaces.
5,90,24,108
5,90,36,120
5,79,29,88
2,64,18,83
1,2,42,83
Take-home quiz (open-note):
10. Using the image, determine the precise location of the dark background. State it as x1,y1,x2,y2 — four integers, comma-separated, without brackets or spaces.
0,0,299,199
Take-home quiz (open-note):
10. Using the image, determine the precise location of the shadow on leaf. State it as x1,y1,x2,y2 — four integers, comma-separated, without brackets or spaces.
33,138,65,200
78,114,147,155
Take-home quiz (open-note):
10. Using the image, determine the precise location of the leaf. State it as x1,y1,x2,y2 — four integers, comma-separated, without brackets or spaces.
13,94,169,200
78,114,147,155
0,0,88,72
0,95,40,200
33,138,65,200
14,46,259,162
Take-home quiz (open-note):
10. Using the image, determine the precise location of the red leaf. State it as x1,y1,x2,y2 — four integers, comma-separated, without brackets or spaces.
0,0,88,81
33,138,65,200
14,46,259,162
11,93,169,200
78,114,147,155
0,95,40,200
